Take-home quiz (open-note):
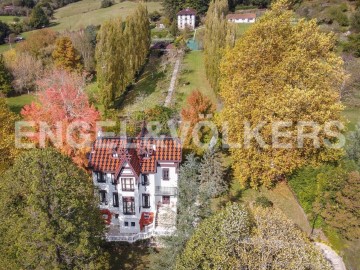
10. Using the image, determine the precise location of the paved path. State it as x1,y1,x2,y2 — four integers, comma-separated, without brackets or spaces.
164,56,181,107
315,242,346,270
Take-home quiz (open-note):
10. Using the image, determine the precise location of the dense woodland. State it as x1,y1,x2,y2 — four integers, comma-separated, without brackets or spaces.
0,0,359,269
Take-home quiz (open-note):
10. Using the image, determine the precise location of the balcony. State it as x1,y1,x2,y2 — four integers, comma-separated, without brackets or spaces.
155,186,178,196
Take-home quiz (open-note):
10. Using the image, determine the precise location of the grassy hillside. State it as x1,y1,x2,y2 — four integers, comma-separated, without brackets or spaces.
0,15,25,24
51,0,162,31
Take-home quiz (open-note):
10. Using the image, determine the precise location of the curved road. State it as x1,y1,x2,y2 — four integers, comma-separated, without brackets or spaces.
315,242,346,270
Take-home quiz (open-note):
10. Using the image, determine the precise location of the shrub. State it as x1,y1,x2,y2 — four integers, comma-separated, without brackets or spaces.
254,196,273,208
343,33,360,57
351,9,360,32
100,0,113,8
149,10,161,22
328,6,349,26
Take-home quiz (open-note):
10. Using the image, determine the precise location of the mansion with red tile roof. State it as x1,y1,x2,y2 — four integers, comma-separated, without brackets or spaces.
88,132,182,242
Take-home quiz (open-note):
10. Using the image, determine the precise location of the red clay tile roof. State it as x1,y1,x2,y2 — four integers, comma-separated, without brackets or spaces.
177,8,197,16
226,13,256,20
88,137,182,175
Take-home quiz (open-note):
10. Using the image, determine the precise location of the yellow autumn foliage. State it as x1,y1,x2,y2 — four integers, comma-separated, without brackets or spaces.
219,0,345,187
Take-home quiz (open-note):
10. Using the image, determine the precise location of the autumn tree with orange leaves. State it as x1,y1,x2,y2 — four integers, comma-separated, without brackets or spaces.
181,90,216,153
21,69,100,168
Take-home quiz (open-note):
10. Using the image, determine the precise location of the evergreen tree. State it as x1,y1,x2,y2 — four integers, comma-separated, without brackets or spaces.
52,36,83,72
163,0,186,21
204,0,231,92
0,21,11,45
198,149,227,217
0,54,13,96
0,148,109,269
220,0,345,187
186,0,211,14
30,5,49,29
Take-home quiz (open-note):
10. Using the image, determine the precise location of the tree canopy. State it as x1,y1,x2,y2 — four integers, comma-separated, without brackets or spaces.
29,5,49,29
0,98,19,172
0,54,13,96
219,0,345,187
0,148,109,269
21,69,100,168
176,204,332,269
96,3,150,110
52,36,83,72
204,0,232,91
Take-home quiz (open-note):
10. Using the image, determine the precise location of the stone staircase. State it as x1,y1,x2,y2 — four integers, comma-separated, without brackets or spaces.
155,205,176,231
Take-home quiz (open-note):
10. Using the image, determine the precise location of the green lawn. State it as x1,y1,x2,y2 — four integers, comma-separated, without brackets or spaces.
228,180,312,234
6,94,35,114
85,52,171,116
176,51,217,111
0,15,25,24
235,23,253,36
0,31,32,54
117,53,170,115
52,0,162,32
343,106,360,131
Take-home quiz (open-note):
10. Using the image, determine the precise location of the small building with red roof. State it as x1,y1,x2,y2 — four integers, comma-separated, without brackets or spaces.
226,13,257,24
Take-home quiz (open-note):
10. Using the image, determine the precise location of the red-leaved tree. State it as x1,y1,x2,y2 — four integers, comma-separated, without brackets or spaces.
21,69,100,168
181,90,216,153
181,90,216,126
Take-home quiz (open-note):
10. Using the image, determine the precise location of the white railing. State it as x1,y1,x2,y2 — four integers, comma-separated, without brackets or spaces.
106,229,174,243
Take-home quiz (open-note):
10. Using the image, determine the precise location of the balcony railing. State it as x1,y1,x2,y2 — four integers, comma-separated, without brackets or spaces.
106,229,175,243
155,186,178,196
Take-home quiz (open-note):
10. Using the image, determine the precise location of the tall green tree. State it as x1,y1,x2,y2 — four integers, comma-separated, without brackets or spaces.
96,4,150,110
186,0,211,14
204,0,231,92
0,148,109,269
30,5,49,29
163,0,186,21
220,0,345,187
176,204,332,269
0,21,11,45
0,54,13,96
0,98,19,173
198,149,227,217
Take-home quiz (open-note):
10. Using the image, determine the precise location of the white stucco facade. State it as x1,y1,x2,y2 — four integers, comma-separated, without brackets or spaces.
92,161,179,241
178,14,196,29
228,17,256,23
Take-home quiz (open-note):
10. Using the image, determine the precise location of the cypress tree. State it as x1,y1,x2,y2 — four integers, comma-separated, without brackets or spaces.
0,55,13,96
30,5,49,29
204,0,230,92
96,4,150,111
